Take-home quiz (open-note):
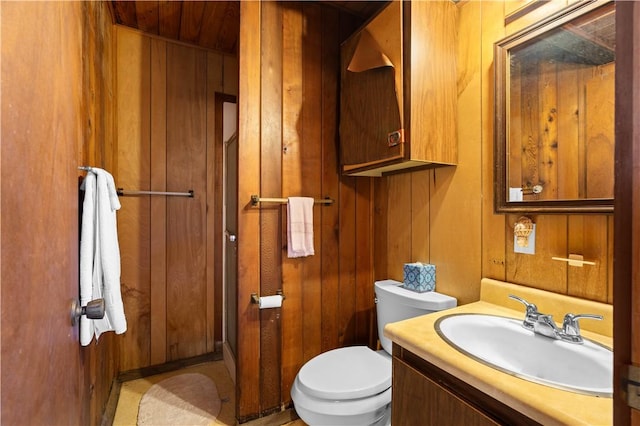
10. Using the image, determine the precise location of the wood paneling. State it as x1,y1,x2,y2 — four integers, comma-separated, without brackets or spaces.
2,2,117,425
116,26,237,371
117,27,152,372
237,1,262,418
509,60,614,200
236,2,369,420
112,1,240,54
378,1,613,308
260,0,283,412
166,43,208,360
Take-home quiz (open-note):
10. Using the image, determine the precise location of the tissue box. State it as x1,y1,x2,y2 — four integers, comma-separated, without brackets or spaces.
403,263,436,293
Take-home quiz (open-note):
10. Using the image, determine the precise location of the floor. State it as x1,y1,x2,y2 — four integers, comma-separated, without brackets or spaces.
112,361,306,426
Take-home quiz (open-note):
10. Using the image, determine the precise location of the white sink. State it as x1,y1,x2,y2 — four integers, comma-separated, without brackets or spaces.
435,313,612,397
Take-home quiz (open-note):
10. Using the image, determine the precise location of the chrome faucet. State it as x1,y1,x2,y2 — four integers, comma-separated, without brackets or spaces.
508,294,539,331
561,313,603,344
509,294,603,344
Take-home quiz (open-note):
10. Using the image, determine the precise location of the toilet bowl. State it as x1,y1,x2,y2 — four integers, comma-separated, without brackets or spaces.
291,279,457,425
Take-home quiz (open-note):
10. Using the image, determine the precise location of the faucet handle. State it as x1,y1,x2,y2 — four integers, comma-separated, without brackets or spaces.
562,313,603,343
508,294,539,330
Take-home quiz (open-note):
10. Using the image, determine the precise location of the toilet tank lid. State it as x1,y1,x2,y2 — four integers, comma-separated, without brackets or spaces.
375,279,457,310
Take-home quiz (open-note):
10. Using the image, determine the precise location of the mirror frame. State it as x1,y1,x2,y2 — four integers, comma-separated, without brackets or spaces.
494,0,615,214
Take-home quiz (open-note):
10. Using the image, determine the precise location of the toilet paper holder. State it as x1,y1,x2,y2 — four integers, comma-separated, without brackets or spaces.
251,289,285,304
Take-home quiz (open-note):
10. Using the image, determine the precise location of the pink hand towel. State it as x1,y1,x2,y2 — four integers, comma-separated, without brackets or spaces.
287,197,315,258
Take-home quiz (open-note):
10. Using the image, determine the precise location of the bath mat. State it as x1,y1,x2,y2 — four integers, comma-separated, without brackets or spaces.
137,373,221,426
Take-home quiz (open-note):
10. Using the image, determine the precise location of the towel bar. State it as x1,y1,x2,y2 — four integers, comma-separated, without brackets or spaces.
117,188,194,198
251,195,333,206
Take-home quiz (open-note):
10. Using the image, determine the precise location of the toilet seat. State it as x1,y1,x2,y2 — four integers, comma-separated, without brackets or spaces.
296,346,391,400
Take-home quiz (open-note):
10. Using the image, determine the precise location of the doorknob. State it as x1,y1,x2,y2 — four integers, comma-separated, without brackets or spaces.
70,299,105,326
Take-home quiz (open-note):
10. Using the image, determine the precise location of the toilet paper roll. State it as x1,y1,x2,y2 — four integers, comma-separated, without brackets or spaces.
259,295,283,309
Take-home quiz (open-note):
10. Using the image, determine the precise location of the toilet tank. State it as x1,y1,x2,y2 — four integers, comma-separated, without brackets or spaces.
375,279,457,354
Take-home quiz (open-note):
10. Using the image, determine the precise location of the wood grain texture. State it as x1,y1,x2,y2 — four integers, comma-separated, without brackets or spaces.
392,358,500,426
375,0,615,312
236,0,262,418
480,1,507,284
1,2,116,425
280,2,305,407
259,0,283,412
320,4,342,354
386,173,412,280
115,26,237,372
614,3,638,424
408,0,458,165
150,37,168,366
165,43,208,360
301,2,324,364
117,28,152,371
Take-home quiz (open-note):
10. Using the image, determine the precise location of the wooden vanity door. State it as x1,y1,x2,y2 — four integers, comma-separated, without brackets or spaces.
392,358,499,426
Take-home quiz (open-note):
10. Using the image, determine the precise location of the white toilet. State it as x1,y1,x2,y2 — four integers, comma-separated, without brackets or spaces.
290,279,457,425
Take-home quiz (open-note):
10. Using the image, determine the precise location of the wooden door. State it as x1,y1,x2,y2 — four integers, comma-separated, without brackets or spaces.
1,2,85,424
224,108,238,360
614,2,639,424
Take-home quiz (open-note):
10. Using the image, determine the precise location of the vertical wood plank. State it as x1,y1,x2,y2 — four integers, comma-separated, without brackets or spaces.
165,43,208,360
320,4,342,354
411,170,430,263
567,216,609,302
537,61,558,199
355,178,373,346
259,0,283,412
584,62,615,199
208,51,224,94
117,28,152,371
280,1,304,403
301,2,324,362
386,173,412,281
237,0,261,418
338,178,357,345
480,1,507,282
556,63,580,200
149,37,167,366
224,55,239,97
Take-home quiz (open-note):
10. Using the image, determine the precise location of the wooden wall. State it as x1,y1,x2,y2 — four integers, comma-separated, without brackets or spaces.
1,2,117,425
115,26,237,371
509,60,614,200
376,0,614,308
236,2,367,420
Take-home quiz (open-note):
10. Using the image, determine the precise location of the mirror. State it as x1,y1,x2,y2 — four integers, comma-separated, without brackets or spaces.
495,1,615,214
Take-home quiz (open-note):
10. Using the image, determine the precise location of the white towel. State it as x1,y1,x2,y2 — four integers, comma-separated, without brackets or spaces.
287,197,315,258
79,167,127,346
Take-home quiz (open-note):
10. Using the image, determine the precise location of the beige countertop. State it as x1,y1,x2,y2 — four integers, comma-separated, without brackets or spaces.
384,278,613,426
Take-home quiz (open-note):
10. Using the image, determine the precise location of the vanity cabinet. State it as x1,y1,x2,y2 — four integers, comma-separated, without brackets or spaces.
339,0,458,177
392,346,541,426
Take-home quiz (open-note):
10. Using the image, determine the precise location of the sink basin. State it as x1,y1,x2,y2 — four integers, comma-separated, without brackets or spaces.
435,313,612,397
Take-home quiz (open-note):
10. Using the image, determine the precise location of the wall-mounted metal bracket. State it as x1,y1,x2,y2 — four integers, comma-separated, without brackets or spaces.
623,364,640,409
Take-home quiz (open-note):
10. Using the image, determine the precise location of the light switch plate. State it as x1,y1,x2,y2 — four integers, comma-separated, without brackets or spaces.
514,224,536,255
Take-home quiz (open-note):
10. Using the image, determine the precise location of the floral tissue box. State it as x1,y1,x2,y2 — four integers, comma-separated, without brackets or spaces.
403,262,436,293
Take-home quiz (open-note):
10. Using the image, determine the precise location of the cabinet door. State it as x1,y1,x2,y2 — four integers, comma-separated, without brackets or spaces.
340,0,404,171
392,358,500,426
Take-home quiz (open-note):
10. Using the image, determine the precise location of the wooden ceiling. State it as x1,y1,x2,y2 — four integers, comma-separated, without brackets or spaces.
109,1,388,54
